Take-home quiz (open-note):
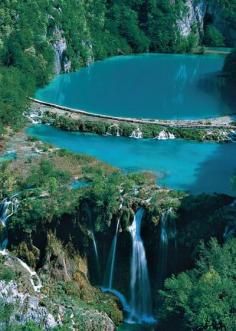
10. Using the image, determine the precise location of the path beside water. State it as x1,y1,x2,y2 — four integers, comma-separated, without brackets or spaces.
30,98,236,130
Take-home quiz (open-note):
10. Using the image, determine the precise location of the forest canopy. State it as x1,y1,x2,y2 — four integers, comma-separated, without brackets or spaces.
0,0,236,133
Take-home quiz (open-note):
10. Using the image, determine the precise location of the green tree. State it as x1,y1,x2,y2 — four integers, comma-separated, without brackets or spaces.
159,238,236,331
204,25,225,47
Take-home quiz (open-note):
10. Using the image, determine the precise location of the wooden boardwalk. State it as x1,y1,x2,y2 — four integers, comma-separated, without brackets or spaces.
30,98,236,130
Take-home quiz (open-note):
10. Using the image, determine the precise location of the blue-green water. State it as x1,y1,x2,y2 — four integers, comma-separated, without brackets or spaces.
36,54,232,120
27,125,236,195
0,151,17,163
71,179,90,190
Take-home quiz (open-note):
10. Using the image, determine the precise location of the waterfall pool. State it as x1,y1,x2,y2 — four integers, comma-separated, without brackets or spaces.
27,125,236,195
35,53,233,120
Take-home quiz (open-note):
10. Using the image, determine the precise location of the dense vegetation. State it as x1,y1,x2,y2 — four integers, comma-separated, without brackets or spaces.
159,238,236,331
40,110,234,142
1,0,236,135
0,146,235,329
0,1,236,329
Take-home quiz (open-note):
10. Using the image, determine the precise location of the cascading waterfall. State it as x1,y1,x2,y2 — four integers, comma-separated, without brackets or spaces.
103,217,120,289
88,229,101,283
16,258,42,292
0,195,42,292
127,208,154,324
83,204,101,283
158,209,177,286
90,231,99,266
102,288,130,313
103,201,123,290
129,127,143,139
106,124,121,137
0,198,14,227
0,196,19,250
159,211,169,285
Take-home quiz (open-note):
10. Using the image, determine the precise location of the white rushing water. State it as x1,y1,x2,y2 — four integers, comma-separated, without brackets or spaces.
158,209,177,286
127,208,154,324
16,258,42,292
91,231,99,263
159,211,169,285
129,127,143,139
103,201,123,290
89,229,101,282
0,195,42,293
0,195,19,249
104,217,121,289
0,197,18,227
102,288,130,313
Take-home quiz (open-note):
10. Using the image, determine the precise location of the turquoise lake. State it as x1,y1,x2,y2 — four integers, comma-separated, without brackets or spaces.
36,54,232,120
27,125,236,195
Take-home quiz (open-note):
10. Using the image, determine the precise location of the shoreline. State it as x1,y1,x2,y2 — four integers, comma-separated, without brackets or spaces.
30,98,236,129
28,99,236,142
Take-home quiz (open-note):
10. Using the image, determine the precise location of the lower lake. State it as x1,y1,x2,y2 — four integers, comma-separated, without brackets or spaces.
27,125,236,195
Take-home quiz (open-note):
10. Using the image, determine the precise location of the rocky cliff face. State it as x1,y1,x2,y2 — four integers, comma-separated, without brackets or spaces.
48,1,236,75
178,0,236,46
53,27,71,74
177,0,207,39
0,241,120,330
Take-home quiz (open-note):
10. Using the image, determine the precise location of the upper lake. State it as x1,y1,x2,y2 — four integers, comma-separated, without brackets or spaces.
36,54,232,120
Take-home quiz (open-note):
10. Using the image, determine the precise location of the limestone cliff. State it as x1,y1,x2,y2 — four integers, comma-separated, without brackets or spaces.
178,0,236,46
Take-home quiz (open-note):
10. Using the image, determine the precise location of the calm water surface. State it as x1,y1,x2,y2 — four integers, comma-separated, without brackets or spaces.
36,54,231,120
27,125,236,195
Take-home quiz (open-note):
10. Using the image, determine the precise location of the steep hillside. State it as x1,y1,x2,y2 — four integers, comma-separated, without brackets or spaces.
0,0,236,135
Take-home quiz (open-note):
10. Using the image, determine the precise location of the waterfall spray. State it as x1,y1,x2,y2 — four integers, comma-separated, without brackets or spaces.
0,196,19,251
158,209,177,286
89,229,100,282
103,217,120,289
127,208,154,324
0,195,42,292
103,200,123,289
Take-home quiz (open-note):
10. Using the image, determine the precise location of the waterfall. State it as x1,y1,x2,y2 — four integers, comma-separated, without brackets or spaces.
0,198,14,227
89,230,101,282
127,208,154,324
159,211,169,285
16,258,42,292
0,196,42,293
0,195,19,243
103,217,120,289
102,288,130,313
82,203,101,283
106,124,121,137
155,130,176,140
90,231,99,266
0,239,8,254
129,127,143,139
158,209,177,286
